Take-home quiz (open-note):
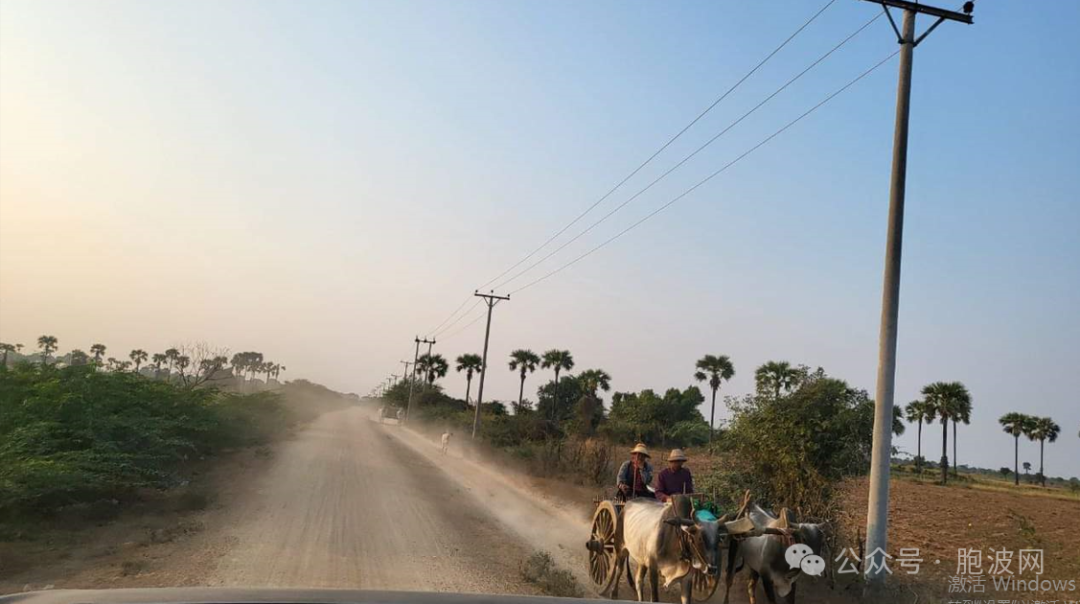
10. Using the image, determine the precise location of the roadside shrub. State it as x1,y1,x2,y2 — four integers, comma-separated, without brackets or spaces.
0,364,287,520
705,373,894,518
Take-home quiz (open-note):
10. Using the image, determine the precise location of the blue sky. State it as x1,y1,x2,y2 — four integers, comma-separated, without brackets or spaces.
1,1,1078,477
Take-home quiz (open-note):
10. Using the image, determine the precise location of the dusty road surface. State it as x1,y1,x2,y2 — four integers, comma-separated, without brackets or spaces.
205,406,550,593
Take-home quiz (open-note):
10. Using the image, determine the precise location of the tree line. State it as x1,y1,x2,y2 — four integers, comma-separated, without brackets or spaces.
0,336,284,389
902,382,1067,487
396,346,1075,490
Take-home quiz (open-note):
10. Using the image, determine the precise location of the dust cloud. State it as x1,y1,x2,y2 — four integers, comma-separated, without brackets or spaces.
379,418,594,590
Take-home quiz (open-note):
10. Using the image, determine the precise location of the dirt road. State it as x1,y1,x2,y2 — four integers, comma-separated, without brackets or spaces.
204,406,555,593
5,403,859,602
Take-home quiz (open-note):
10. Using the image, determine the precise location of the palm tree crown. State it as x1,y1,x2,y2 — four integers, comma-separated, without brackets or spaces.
754,360,797,398
416,353,448,385
541,349,574,374
508,349,540,377
541,349,575,421
37,335,59,365
577,369,612,397
129,349,148,372
456,354,483,376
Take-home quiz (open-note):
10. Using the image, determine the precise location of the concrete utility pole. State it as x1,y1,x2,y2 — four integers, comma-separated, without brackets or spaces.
426,339,436,356
471,290,510,439
859,0,973,588
406,337,435,422
400,360,412,383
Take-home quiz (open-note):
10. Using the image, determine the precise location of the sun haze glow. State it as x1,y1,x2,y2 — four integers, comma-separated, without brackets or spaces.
1,1,1078,477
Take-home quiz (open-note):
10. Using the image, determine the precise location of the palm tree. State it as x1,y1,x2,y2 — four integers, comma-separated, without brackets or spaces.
1022,461,1032,480
999,412,1034,486
508,349,541,411
165,348,180,373
0,342,15,367
578,369,611,397
455,354,483,403
175,355,191,381
416,353,448,385
37,335,58,366
1028,416,1061,487
230,353,248,381
921,381,971,485
541,349,575,421
90,343,107,364
904,400,933,472
129,349,148,373
951,395,973,477
151,353,167,376
754,360,798,398
695,354,735,442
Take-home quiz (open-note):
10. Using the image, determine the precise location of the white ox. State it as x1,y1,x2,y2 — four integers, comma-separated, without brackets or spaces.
612,496,714,603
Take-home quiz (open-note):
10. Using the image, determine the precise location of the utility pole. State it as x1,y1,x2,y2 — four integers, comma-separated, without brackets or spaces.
405,337,421,422
426,339,436,356
390,373,399,386
471,290,509,438
400,360,412,383
859,0,973,589
406,336,436,422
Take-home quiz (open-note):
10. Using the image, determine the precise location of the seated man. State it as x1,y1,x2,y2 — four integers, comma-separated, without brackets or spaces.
654,449,693,503
616,443,654,499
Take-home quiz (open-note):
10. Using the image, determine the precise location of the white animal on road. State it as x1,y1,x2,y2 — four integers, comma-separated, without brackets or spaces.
440,432,452,454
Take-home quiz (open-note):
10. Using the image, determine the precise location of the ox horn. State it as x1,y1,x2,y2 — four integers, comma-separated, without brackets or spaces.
664,517,696,527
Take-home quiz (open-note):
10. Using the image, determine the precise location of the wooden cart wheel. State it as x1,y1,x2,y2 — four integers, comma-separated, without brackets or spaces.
586,501,620,595
691,568,720,602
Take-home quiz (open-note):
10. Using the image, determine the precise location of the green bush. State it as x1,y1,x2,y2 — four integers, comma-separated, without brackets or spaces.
705,373,892,518
0,363,286,519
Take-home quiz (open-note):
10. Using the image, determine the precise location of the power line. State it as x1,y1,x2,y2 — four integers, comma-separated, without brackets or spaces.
438,306,489,342
431,298,483,339
424,295,473,338
492,10,882,292
474,0,838,292
509,49,901,296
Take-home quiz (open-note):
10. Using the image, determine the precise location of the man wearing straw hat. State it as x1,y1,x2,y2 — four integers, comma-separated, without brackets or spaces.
616,443,654,500
654,449,694,503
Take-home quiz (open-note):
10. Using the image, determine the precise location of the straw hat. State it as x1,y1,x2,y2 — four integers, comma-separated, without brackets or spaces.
667,449,688,462
629,443,650,457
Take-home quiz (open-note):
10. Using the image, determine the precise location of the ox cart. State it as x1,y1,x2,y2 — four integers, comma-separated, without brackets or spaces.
585,491,756,602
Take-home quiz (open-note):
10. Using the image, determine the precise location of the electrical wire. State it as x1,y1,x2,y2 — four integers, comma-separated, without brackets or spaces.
431,298,482,339
491,10,882,292
425,295,473,338
438,307,489,342
509,49,901,296
474,0,838,292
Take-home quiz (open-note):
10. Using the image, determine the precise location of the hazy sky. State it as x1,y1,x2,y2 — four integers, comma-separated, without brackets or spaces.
2,1,1078,477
